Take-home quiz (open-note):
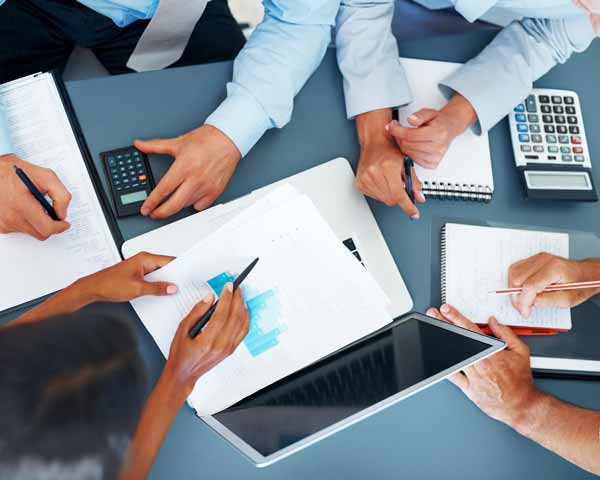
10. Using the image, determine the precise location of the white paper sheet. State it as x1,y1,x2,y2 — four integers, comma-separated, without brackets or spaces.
0,73,121,311
443,223,571,329
131,187,391,415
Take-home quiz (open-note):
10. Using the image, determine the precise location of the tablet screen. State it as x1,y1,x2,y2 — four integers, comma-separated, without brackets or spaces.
213,317,491,457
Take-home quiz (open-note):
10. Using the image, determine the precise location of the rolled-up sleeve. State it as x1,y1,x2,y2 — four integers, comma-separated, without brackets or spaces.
205,0,339,157
0,103,14,155
439,15,596,134
335,0,412,118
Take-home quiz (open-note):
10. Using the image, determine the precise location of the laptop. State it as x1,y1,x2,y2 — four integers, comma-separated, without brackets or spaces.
122,157,413,318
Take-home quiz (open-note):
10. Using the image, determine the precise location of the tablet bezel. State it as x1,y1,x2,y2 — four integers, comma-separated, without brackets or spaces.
200,312,505,467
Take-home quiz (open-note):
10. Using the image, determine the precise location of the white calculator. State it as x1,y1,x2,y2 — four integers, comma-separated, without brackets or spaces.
509,88,597,202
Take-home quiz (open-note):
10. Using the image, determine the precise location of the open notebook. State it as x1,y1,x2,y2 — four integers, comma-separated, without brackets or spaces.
397,58,493,202
441,223,571,331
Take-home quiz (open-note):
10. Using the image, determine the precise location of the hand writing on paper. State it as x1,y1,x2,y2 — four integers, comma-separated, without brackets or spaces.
0,154,71,240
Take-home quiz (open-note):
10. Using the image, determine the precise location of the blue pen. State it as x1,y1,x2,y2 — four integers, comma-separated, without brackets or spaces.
403,156,414,204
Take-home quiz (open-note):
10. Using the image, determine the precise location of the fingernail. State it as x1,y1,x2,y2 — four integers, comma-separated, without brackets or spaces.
408,114,418,123
426,308,435,316
226,282,233,293
411,212,420,220
140,207,148,216
166,285,178,295
202,293,213,303
385,123,391,132
441,304,450,314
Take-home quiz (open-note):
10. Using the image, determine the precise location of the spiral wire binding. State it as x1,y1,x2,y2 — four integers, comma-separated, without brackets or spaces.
422,182,492,203
440,225,447,305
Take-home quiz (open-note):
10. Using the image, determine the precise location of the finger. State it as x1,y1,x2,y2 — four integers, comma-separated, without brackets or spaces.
150,182,198,219
134,137,178,156
181,293,215,331
225,289,250,342
23,200,70,240
439,304,484,334
193,195,215,212
488,317,529,356
139,280,178,297
517,265,563,318
508,253,553,288
386,164,419,219
534,290,576,309
411,166,426,203
141,169,181,216
137,252,176,274
386,120,413,142
357,168,396,206
447,372,469,391
36,169,72,220
407,109,439,127
426,307,445,321
205,282,234,333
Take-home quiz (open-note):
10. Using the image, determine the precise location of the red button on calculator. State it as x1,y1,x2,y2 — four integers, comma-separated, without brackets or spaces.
573,147,583,154
571,136,582,144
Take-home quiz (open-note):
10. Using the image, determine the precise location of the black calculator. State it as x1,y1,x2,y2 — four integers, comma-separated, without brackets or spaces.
100,146,155,217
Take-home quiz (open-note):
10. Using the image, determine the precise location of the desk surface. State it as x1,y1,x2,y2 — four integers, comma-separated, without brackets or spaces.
34,30,600,478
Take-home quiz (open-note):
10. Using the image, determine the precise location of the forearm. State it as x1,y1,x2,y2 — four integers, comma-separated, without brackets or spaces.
513,393,600,475
356,108,393,148
120,367,191,480
439,93,477,139
576,258,600,298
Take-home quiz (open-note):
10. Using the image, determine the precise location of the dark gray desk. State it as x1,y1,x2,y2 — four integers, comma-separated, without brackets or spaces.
6,31,600,479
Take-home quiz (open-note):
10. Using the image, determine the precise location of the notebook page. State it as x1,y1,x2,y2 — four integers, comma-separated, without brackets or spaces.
444,224,570,329
397,58,493,189
0,73,120,311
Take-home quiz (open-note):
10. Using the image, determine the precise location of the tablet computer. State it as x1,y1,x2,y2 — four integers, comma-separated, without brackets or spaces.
202,312,505,467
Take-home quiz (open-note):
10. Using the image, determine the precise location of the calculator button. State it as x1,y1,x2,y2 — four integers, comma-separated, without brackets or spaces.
567,116,578,125
529,124,541,133
541,105,551,113
544,125,555,133
548,146,559,153
531,134,542,143
539,95,550,103
525,95,537,112
116,186,123,191
527,114,539,123
554,115,565,124
108,157,116,167
515,113,526,122
136,163,143,169
574,155,585,163
114,179,121,185
123,178,130,183
514,104,525,112
557,125,568,134
562,155,572,162
138,175,147,181
132,183,139,188
518,134,529,142
569,126,580,134
546,135,557,143
517,124,528,132
552,105,564,114
565,106,576,115
117,154,123,159
571,135,582,144
560,146,571,153
533,145,544,153
520,145,532,152
573,147,583,154
558,135,569,144
564,96,574,105
551,96,562,104
542,115,553,123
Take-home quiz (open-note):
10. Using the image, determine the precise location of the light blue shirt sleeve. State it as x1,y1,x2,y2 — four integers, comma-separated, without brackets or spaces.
0,102,14,155
439,15,596,134
335,0,412,119
205,1,340,157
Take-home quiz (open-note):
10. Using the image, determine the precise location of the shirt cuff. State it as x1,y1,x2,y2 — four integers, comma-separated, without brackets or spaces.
439,63,530,136
0,105,14,155
204,84,273,158
344,57,413,119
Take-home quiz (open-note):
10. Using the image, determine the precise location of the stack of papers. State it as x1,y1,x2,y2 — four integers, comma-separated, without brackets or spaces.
132,185,392,415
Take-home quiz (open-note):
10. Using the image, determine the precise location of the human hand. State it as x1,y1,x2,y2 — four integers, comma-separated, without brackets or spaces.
165,283,250,390
0,154,71,240
135,125,241,219
354,109,425,219
574,0,600,35
387,93,477,169
79,252,178,303
508,253,599,318
426,303,544,430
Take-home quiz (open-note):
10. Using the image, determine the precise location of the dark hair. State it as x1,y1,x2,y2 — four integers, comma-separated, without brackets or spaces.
0,313,147,480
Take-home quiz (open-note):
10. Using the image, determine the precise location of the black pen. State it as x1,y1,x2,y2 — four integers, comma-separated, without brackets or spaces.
14,165,59,221
403,156,414,204
188,257,259,339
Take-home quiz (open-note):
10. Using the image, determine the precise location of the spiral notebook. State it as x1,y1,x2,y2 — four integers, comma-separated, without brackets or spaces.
397,58,493,202
441,223,571,332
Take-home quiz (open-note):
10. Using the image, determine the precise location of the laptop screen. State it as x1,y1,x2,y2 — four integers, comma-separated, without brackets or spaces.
213,316,491,457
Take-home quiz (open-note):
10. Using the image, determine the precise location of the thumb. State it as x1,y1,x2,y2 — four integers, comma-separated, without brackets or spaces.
139,280,178,297
407,108,438,127
134,137,179,156
385,120,412,140
488,317,529,356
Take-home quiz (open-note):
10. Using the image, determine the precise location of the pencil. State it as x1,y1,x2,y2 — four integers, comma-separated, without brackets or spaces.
491,280,600,296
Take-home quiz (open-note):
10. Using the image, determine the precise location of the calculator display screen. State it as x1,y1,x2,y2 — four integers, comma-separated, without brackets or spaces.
525,171,590,190
120,190,148,205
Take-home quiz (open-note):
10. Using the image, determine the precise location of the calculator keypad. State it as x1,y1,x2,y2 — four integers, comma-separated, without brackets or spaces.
512,92,588,166
106,149,149,193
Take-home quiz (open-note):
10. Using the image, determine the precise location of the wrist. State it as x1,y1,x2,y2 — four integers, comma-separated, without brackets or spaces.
195,124,241,161
509,390,551,437
440,93,477,139
577,259,600,296
356,108,394,149
162,362,195,404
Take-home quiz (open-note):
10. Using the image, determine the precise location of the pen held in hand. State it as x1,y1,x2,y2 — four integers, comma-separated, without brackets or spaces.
490,280,600,296
14,165,59,221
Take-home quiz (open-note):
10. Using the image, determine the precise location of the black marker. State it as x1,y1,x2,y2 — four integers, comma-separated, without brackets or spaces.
403,155,415,204
14,165,59,221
